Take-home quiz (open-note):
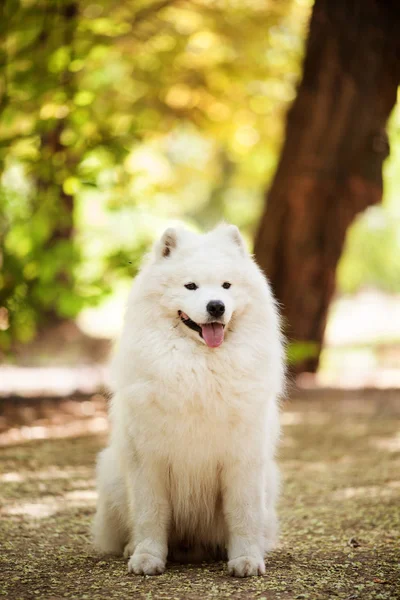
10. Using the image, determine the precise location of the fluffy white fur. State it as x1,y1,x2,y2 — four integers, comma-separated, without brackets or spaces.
93,224,285,577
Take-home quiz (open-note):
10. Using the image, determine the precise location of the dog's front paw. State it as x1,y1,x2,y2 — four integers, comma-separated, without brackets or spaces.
128,552,165,576
228,555,266,577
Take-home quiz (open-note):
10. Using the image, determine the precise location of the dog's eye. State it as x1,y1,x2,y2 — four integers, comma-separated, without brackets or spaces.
222,282,231,289
185,282,198,290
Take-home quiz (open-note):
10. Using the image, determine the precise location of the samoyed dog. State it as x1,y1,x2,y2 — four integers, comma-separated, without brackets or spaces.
93,224,284,577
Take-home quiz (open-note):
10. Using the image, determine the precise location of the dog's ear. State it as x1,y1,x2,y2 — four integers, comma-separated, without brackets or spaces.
225,224,246,254
157,227,178,258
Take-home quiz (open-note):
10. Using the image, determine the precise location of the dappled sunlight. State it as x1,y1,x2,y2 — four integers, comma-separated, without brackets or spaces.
1,392,399,599
4,500,59,520
0,415,108,447
282,460,330,473
370,434,400,453
0,467,93,484
66,489,97,503
0,366,108,397
0,394,109,447
332,483,400,501
0,471,24,483
281,410,330,426
2,489,97,521
0,0,399,594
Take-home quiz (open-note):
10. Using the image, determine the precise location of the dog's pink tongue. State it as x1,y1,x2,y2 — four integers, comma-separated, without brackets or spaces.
201,323,224,348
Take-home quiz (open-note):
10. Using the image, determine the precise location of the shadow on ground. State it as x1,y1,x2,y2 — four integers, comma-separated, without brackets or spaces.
0,393,399,599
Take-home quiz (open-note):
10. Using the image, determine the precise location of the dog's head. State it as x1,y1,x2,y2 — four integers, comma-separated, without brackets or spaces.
145,224,254,348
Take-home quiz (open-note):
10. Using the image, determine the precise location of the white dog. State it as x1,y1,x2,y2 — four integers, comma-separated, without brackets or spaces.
93,224,284,577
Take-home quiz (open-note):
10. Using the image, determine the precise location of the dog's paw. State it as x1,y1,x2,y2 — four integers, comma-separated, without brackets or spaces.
123,541,135,559
128,552,165,576
228,555,266,577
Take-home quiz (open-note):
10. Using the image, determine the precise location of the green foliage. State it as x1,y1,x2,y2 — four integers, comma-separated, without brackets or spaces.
1,0,399,353
0,0,310,350
287,341,319,365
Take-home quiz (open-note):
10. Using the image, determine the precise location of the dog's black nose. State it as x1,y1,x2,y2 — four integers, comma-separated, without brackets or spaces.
207,300,225,318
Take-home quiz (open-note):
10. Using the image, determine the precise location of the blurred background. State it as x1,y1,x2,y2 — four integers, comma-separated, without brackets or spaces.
1,0,400,395
2,6,399,596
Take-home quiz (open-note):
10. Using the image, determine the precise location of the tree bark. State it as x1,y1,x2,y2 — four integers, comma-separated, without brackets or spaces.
36,1,78,324
254,0,400,373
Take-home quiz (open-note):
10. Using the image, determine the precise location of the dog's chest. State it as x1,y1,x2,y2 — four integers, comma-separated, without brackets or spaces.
130,374,259,469
151,342,258,400
127,341,266,459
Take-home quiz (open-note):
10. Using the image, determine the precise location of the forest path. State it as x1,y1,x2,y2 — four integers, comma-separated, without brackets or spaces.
1,393,399,599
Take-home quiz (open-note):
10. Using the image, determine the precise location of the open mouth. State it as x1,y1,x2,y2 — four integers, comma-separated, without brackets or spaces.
178,311,225,348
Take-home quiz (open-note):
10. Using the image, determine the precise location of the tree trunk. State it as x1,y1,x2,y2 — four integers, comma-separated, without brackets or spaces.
36,1,78,324
254,0,400,374
39,0,77,245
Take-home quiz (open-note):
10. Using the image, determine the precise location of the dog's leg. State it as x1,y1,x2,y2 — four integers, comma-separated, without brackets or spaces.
222,460,266,577
93,448,128,555
126,461,170,576
264,460,280,551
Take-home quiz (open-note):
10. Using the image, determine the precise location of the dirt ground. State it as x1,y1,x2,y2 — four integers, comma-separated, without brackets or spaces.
0,392,399,600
